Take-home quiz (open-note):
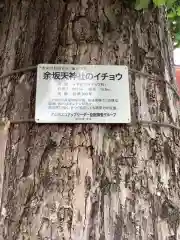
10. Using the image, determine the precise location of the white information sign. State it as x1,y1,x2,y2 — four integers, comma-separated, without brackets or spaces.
35,64,131,123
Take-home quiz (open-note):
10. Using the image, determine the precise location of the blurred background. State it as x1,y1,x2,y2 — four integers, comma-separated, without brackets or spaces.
174,48,180,93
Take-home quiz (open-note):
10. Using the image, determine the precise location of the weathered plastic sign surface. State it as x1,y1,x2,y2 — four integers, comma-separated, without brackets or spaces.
35,64,131,123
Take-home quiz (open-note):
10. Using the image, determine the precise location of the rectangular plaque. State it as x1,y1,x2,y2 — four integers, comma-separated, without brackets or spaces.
35,64,131,123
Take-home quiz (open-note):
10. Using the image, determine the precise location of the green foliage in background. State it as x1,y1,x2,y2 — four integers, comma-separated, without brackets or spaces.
135,0,180,48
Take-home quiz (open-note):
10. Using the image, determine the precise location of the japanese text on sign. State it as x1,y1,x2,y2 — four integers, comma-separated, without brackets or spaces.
35,64,131,123
43,71,123,81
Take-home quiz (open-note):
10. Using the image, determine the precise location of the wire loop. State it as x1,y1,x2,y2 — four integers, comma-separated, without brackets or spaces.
0,64,179,131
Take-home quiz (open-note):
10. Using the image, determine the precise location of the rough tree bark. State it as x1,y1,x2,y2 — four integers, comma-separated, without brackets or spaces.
0,0,179,239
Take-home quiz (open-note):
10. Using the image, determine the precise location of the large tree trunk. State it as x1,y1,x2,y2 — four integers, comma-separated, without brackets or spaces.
0,1,179,239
